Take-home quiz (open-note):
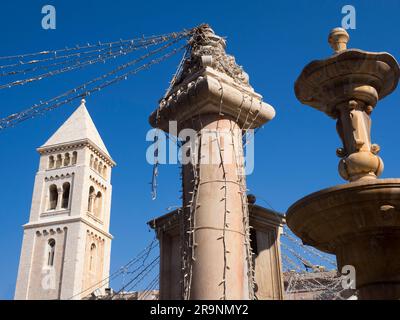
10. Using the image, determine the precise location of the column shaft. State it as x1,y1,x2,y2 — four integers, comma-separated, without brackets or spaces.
183,114,249,300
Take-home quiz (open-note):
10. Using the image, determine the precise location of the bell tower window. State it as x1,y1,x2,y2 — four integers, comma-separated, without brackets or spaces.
72,151,78,165
89,243,97,272
88,186,96,212
64,153,70,166
55,155,62,168
99,161,103,175
48,185,58,210
49,156,55,169
47,239,56,267
61,182,71,209
94,192,103,218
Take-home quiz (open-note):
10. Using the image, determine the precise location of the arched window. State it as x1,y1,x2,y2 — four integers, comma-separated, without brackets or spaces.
98,161,103,175
72,151,78,165
94,158,98,171
88,186,96,212
64,153,70,166
94,192,103,218
48,185,58,210
90,155,94,168
61,182,71,209
47,239,56,266
56,154,62,168
103,165,107,179
89,243,96,272
48,156,55,169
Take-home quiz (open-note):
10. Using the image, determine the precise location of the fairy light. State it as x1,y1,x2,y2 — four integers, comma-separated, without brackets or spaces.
0,31,189,61
0,39,190,130
0,36,178,88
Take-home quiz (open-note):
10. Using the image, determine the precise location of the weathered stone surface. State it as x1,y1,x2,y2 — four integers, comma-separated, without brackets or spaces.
295,28,399,182
288,28,400,300
15,100,115,300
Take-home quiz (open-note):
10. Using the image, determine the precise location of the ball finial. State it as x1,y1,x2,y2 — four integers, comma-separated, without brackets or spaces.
328,27,350,53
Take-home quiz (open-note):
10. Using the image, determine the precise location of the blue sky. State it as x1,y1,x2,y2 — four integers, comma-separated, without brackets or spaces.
0,0,399,299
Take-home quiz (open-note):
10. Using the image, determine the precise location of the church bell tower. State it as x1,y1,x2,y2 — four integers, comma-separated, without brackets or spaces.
15,99,115,300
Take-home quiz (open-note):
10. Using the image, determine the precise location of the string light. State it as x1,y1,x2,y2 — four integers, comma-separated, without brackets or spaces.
67,237,158,300
0,32,189,61
0,39,189,130
0,35,180,88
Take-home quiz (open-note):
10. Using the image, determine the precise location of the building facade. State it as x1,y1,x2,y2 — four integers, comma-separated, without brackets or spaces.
14,100,115,300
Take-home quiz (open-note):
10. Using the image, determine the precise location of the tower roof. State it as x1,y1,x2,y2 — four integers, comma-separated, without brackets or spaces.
41,99,111,158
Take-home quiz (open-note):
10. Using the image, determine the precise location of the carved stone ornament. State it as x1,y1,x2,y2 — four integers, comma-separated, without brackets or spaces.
295,28,399,181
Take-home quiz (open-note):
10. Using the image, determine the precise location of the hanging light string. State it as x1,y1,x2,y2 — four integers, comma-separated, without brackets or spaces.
285,271,347,300
254,195,337,271
0,35,181,88
0,31,190,62
150,43,190,200
282,254,303,272
282,228,337,267
163,44,192,98
110,256,160,299
123,257,159,293
281,241,315,270
0,37,190,130
0,34,182,73
67,237,158,300
138,274,160,300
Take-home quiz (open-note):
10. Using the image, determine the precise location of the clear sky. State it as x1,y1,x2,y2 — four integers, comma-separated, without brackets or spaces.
0,0,399,299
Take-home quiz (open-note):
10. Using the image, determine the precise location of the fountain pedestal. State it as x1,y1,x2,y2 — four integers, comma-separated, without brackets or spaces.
287,28,400,299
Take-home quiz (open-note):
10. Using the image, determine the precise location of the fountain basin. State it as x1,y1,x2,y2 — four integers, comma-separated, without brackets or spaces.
287,178,400,299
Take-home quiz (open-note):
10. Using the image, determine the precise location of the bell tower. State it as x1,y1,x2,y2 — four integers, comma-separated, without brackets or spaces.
14,99,115,300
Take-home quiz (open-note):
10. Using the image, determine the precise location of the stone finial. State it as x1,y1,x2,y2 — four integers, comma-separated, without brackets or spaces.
328,27,350,53
296,28,399,182
80,98,86,106
165,24,251,94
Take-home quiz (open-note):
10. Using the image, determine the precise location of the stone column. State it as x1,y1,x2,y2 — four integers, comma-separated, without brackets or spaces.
183,114,246,299
149,25,275,300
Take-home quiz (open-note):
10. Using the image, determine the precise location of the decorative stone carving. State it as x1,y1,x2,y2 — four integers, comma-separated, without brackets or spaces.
171,24,251,91
288,28,400,300
295,28,399,181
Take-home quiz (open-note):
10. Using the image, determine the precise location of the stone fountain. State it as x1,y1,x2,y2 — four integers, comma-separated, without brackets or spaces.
287,28,400,299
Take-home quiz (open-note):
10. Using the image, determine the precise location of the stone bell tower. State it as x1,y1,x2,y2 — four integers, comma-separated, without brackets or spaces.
15,99,115,300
